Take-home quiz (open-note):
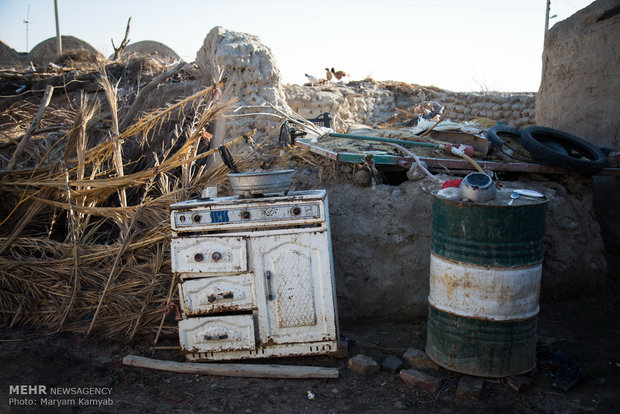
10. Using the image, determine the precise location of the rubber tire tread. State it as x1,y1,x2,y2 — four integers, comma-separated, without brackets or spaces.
487,126,521,150
520,126,606,175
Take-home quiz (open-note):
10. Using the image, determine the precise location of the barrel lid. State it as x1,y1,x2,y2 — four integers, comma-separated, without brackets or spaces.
434,186,548,207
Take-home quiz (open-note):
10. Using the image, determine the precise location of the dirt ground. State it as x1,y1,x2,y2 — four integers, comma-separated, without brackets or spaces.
1,257,618,414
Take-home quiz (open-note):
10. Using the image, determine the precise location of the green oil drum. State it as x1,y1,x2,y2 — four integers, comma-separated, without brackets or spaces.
426,191,547,377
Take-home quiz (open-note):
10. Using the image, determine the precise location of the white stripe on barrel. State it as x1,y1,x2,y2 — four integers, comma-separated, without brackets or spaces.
429,253,542,321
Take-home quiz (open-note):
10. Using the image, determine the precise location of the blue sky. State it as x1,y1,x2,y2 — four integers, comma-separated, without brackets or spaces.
0,0,594,91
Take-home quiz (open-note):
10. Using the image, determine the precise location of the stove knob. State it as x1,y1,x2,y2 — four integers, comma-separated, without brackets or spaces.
179,215,186,222
211,252,222,261
291,206,301,216
192,214,201,223
194,253,204,262
240,210,251,220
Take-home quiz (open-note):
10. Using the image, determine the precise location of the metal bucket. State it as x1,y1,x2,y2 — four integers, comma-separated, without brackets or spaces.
426,192,547,377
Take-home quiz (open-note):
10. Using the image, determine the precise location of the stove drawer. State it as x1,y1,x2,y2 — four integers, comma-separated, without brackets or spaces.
171,236,247,274
178,315,255,353
179,274,255,316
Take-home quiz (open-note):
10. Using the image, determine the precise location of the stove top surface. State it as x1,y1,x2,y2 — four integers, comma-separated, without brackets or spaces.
170,189,326,209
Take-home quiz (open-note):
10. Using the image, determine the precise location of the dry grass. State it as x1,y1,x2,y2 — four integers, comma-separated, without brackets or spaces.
0,71,260,341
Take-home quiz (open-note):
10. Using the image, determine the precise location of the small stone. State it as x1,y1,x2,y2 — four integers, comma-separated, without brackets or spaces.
506,375,534,392
394,401,406,410
399,369,441,393
456,376,484,401
354,169,371,187
347,354,380,376
391,189,403,201
331,388,339,394
403,348,440,370
381,355,404,373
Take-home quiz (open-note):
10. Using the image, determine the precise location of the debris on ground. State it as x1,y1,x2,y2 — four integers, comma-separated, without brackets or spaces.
347,354,381,376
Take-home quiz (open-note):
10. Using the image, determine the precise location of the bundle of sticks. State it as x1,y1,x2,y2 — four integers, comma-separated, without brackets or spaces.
0,71,259,341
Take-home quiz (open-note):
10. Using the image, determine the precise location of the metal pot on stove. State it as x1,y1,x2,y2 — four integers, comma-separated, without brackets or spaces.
218,145,293,197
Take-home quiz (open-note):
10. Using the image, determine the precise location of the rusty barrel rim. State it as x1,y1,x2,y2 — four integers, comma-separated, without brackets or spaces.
430,194,547,267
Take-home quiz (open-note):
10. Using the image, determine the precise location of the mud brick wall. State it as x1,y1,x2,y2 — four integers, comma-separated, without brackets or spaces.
285,82,536,129
425,90,536,129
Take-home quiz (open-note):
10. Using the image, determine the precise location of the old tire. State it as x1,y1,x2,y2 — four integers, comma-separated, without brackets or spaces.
520,126,606,175
487,126,521,151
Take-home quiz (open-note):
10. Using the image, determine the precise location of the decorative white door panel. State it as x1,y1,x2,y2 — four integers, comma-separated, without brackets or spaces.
251,232,337,345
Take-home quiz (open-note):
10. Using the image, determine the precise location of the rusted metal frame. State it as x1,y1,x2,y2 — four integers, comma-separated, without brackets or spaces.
296,139,620,175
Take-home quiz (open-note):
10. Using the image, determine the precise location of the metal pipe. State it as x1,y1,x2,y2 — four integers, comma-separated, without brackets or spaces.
54,0,62,58
328,132,438,148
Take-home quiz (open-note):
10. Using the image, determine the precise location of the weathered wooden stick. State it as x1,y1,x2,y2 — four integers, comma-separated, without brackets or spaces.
7,84,54,169
111,17,131,61
122,355,339,379
119,60,185,130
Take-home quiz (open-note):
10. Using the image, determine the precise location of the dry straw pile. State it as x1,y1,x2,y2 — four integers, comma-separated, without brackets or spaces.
0,69,260,342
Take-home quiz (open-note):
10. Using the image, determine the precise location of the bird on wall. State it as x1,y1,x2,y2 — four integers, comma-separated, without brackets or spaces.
325,68,333,81
304,73,319,85
331,68,349,80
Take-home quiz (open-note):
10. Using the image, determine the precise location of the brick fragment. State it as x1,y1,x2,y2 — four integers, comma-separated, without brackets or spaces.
399,369,441,393
506,375,534,392
403,348,440,370
456,376,484,400
381,355,403,373
347,354,380,376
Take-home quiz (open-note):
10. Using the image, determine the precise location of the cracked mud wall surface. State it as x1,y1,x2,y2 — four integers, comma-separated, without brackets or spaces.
536,0,620,149
324,177,606,322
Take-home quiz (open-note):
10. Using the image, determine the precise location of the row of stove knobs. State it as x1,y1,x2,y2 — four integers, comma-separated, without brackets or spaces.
178,207,303,223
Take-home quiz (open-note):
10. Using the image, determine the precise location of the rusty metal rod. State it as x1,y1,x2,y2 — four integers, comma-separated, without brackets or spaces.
328,132,438,148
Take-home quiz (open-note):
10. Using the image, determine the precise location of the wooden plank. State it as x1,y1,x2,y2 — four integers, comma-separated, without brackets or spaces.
122,355,340,379
295,139,338,160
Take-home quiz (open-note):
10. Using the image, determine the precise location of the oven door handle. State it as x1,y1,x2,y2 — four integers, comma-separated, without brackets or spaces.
265,270,274,301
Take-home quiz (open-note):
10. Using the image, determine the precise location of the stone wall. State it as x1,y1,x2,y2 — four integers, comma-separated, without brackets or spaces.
285,81,426,126
285,81,536,129
426,90,536,129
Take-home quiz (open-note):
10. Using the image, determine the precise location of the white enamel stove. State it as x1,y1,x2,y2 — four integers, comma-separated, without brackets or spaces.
170,189,340,361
